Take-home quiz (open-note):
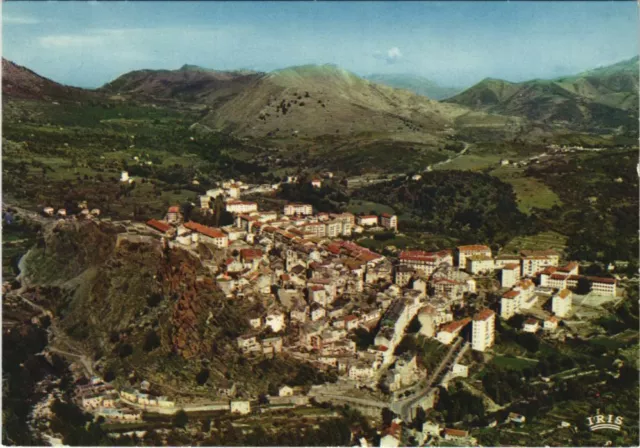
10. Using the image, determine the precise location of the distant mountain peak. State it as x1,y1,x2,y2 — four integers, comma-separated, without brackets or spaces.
363,73,463,100
446,56,639,132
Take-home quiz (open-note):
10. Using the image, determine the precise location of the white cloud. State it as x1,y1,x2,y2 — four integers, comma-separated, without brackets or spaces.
386,47,402,62
373,46,403,64
3,14,41,25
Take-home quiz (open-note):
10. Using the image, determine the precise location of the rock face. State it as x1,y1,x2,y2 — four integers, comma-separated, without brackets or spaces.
160,253,221,359
20,219,228,363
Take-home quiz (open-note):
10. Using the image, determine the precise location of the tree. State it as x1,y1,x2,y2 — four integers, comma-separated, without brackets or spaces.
196,369,210,385
172,410,188,428
382,408,397,426
143,331,160,352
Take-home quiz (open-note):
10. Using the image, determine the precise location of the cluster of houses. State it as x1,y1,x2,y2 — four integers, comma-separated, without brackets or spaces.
75,378,143,422
42,200,100,220
142,187,621,396
130,178,624,440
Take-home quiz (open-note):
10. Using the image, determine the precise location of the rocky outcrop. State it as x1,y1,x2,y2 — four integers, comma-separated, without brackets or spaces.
160,251,221,359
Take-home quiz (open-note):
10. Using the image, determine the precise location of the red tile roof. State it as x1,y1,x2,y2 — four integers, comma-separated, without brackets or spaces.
550,274,568,280
240,248,263,261
503,263,520,270
473,309,495,321
444,428,468,438
184,221,226,239
440,318,471,334
146,219,172,233
458,245,491,252
502,290,520,299
399,250,437,262
589,276,616,284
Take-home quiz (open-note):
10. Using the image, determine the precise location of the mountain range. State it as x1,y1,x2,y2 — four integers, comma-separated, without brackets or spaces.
3,56,638,139
363,73,463,100
446,56,639,131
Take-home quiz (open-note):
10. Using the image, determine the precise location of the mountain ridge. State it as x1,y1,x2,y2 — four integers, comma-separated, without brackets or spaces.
446,57,639,132
364,73,463,100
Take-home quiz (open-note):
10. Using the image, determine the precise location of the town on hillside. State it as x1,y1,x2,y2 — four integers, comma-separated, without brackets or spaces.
25,176,626,447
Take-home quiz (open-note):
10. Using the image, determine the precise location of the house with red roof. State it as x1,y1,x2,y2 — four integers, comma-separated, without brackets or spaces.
165,205,183,224
183,221,229,248
436,318,471,345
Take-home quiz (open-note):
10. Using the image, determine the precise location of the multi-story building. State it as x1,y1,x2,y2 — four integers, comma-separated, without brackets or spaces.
500,290,521,319
494,254,521,269
457,245,492,269
465,254,494,274
226,201,258,214
472,309,495,352
184,221,229,248
326,220,343,238
394,265,415,287
284,203,313,216
546,274,568,290
300,222,327,238
521,250,560,277
552,289,572,317
436,318,470,345
357,215,378,227
380,213,398,231
398,250,453,277
501,263,520,288
590,277,617,296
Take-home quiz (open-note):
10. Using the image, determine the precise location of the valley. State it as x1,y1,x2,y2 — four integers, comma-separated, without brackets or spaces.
2,53,638,447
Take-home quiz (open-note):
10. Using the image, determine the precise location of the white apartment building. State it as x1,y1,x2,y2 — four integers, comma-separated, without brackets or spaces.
357,215,378,227
398,250,453,277
184,221,229,248
284,203,313,216
552,289,572,317
380,213,398,231
521,250,559,277
466,255,494,274
501,263,520,288
472,309,495,352
226,201,258,214
590,277,617,296
500,290,521,320
326,220,343,238
457,245,492,269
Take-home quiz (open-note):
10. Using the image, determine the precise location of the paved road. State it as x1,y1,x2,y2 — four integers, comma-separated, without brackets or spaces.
393,337,467,420
430,142,471,170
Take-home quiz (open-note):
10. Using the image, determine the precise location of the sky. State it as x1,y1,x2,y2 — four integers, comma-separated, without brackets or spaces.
3,1,638,89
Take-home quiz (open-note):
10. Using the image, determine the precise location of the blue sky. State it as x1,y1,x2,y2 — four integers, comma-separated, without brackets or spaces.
3,1,638,88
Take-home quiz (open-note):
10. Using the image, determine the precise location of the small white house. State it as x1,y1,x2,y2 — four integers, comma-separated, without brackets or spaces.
523,318,539,333
278,385,294,397
230,400,251,415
